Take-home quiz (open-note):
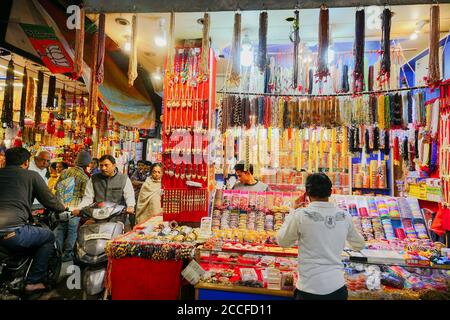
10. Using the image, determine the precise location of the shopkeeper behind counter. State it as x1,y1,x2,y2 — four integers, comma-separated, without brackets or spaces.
232,161,270,192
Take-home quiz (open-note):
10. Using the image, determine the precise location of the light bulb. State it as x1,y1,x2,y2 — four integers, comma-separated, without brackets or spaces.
124,42,131,52
409,32,418,40
154,34,167,47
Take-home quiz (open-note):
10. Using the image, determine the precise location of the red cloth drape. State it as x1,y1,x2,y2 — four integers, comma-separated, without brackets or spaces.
110,257,183,300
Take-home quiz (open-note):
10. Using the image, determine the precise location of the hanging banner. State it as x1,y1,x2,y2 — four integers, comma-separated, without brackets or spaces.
20,23,73,74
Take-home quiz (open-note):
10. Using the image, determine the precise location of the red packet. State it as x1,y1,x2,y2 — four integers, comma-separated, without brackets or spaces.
395,228,406,240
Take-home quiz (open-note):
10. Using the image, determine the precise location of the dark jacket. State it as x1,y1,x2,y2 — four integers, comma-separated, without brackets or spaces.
91,170,127,206
0,166,66,228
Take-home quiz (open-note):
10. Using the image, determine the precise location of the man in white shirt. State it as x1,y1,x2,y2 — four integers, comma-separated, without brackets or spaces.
28,151,51,183
72,155,135,217
28,151,52,207
277,173,365,300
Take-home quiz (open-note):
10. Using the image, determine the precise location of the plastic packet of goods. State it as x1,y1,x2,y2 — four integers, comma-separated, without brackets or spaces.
413,223,429,239
367,197,379,217
387,198,401,219
407,197,423,219
239,268,259,282
398,197,413,219
376,199,390,219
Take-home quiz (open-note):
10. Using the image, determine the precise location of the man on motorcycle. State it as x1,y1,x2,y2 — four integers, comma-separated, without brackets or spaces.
72,154,135,220
0,147,66,294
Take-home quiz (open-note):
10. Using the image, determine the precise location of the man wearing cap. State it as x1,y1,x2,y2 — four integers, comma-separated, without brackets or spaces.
53,150,91,261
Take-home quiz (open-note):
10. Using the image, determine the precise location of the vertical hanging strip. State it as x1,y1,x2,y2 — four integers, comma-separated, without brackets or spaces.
384,130,390,156
353,8,365,93
25,74,35,117
34,71,44,128
427,4,440,87
74,6,85,78
96,13,106,84
258,11,268,74
368,65,374,91
379,8,392,86
167,12,175,77
128,14,138,87
229,12,241,85
316,5,330,81
308,69,314,94
60,85,67,119
1,59,14,128
377,94,385,129
89,25,99,118
46,76,56,110
19,67,28,129
407,91,413,125
393,136,400,165
200,13,210,78
342,65,349,92
373,126,380,151
292,10,299,88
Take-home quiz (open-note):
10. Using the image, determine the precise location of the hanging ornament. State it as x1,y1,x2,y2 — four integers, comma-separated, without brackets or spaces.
427,4,440,87
128,14,138,87
353,9,365,93
379,8,392,86
229,12,241,85
1,59,14,128
368,65,374,91
19,67,28,129
74,5,85,78
316,5,330,81
34,71,44,128
373,127,380,151
258,11,268,74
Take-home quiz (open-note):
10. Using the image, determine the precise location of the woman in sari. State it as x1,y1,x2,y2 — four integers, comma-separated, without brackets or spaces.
135,163,163,224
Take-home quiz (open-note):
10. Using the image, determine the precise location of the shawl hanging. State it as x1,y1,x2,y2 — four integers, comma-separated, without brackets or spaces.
229,12,241,85
200,13,210,77
96,13,106,84
34,71,44,128
379,8,392,85
258,11,268,74
353,9,365,93
25,75,35,117
427,5,440,87
128,14,138,87
316,5,330,81
291,10,299,87
74,6,85,78
342,65,349,92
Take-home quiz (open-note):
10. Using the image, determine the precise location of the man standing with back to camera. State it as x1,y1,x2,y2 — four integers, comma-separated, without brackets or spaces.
277,173,365,300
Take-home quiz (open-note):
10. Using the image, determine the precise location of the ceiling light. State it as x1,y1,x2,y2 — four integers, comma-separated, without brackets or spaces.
154,18,167,47
115,17,130,26
124,42,131,52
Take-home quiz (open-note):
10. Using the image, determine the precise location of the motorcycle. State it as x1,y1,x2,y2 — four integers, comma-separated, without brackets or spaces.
74,202,126,300
0,209,70,300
